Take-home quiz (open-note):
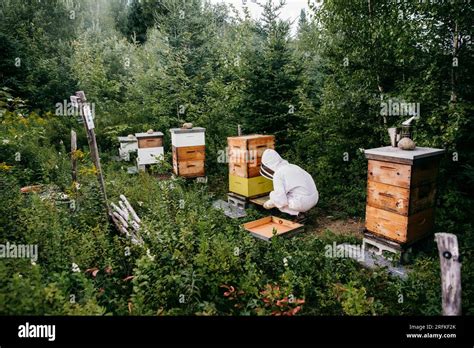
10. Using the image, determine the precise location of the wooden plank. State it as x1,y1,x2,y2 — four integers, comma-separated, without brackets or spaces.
138,137,163,148
249,195,270,206
411,157,440,187
229,162,247,177
228,135,274,157
368,159,411,188
367,180,410,216
228,162,261,178
120,195,141,224
366,205,434,244
365,205,408,243
435,233,462,316
75,91,108,208
228,157,263,178
227,134,275,142
248,139,275,156
406,208,434,242
175,145,205,161
242,216,303,241
243,216,272,229
177,160,205,177
410,182,437,214
365,153,413,165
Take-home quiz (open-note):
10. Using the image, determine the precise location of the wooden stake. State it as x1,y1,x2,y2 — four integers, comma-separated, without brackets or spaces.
113,211,129,229
71,130,77,182
111,202,129,222
435,233,462,316
75,91,108,207
237,124,242,136
120,195,141,223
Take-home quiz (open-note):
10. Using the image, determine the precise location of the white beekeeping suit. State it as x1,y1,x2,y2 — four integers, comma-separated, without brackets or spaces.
260,149,318,216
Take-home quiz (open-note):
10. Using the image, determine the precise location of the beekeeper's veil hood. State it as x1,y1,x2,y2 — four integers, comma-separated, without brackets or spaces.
260,149,287,180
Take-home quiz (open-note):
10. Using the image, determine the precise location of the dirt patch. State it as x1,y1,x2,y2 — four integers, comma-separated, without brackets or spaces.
307,210,365,238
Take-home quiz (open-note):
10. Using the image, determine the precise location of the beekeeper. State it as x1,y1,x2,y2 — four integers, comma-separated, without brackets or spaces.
260,149,318,216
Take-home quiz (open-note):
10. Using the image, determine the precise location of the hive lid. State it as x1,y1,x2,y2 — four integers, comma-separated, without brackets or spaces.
364,146,445,164
242,216,304,241
227,134,274,141
135,131,164,138
118,135,137,142
170,127,205,134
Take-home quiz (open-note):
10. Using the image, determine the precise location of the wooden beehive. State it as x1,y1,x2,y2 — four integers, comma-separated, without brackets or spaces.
170,127,206,178
227,134,275,178
227,134,275,198
172,145,206,177
135,131,165,168
135,132,164,149
118,135,138,161
364,146,444,244
118,135,138,151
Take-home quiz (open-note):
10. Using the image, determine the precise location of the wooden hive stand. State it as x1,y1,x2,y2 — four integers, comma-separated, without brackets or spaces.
363,146,445,260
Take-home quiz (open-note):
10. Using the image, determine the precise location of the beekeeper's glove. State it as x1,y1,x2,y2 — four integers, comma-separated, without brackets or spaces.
263,200,275,209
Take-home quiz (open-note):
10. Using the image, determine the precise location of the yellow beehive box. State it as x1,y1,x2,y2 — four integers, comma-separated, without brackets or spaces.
229,174,273,198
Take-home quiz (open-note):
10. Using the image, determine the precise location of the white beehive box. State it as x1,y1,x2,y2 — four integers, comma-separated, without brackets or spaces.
170,127,205,147
118,135,138,161
137,147,164,165
135,131,164,149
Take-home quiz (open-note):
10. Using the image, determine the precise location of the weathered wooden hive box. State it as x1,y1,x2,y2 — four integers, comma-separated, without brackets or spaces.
135,131,164,166
170,127,206,178
227,134,274,197
364,146,445,244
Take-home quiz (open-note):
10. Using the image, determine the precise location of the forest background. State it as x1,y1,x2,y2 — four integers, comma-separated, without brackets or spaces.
0,0,472,316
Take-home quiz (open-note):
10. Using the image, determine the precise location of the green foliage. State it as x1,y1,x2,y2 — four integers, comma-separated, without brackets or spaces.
240,1,303,149
333,281,380,316
0,0,472,316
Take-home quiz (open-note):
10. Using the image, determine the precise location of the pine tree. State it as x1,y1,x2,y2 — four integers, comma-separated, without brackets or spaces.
240,0,302,148
125,0,148,43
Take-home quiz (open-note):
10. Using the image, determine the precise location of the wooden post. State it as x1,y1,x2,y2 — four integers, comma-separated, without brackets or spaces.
237,124,242,136
74,91,108,207
71,130,77,182
435,233,462,316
